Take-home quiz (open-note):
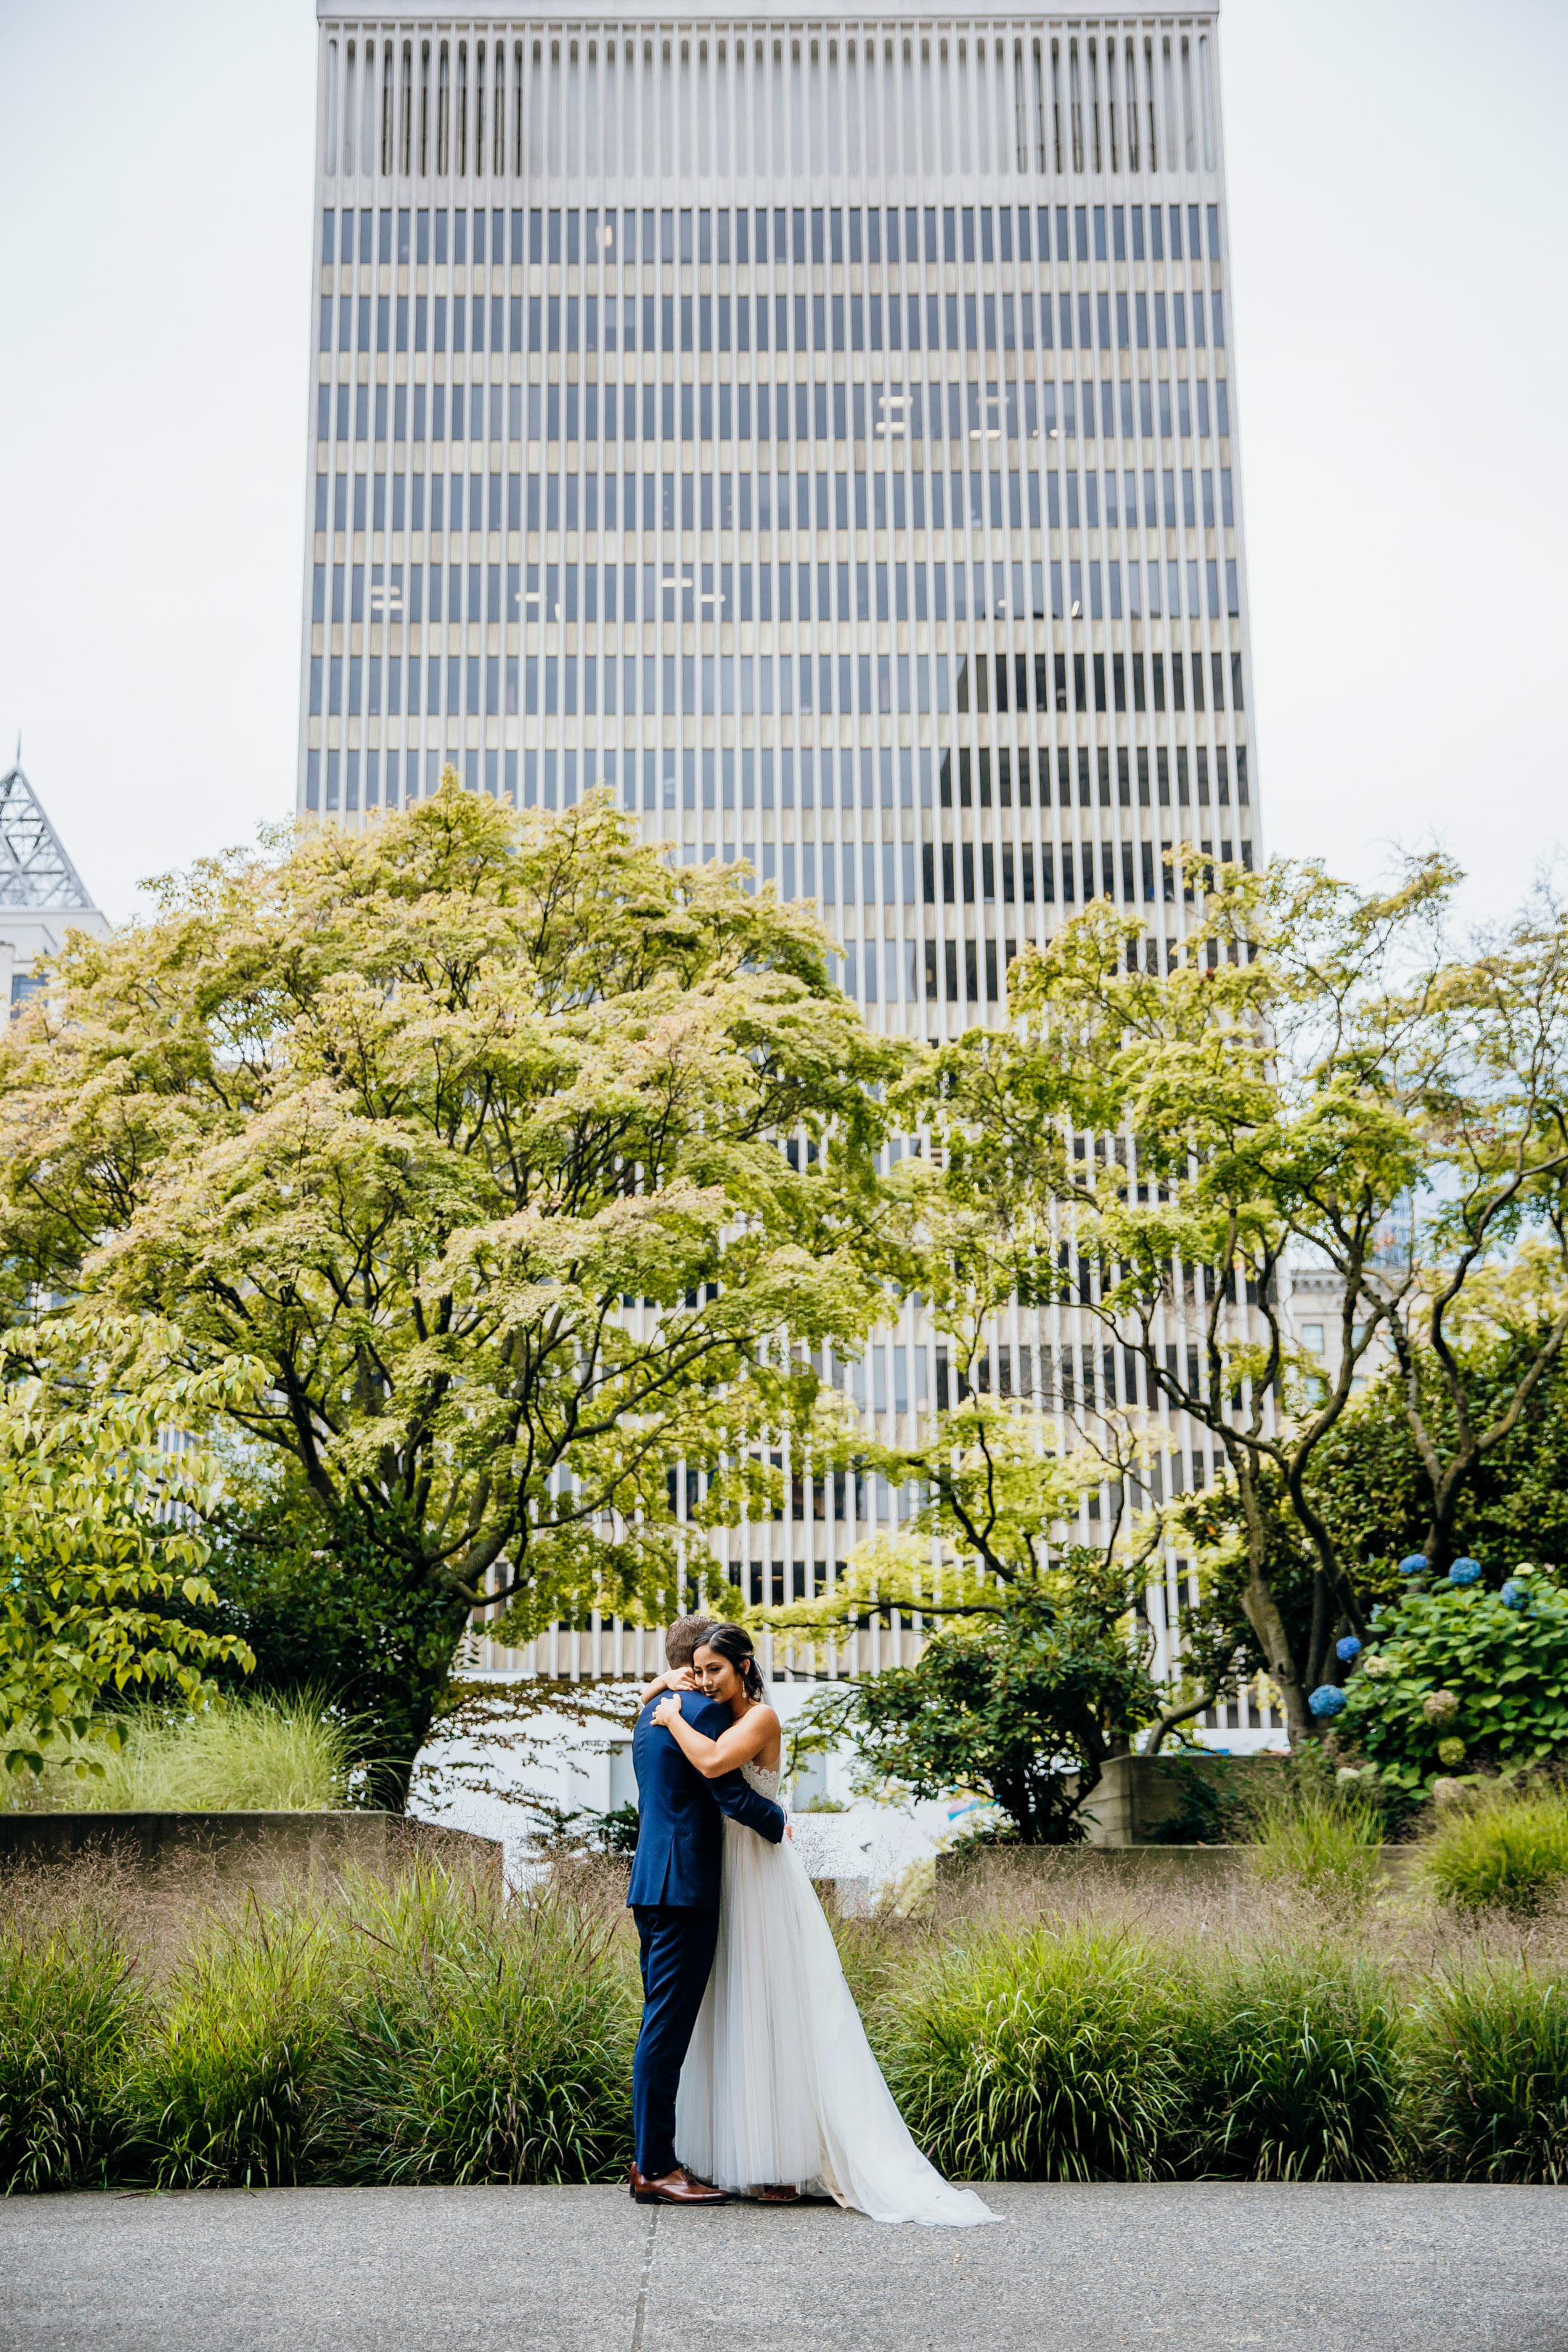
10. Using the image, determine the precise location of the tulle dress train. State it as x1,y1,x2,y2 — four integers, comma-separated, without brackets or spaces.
673,1762,995,2227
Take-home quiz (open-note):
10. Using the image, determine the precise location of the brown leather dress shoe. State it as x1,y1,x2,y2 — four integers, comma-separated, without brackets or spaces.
630,2163,729,2205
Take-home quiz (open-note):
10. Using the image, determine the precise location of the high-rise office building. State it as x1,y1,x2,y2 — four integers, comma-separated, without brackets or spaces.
300,8,1268,1738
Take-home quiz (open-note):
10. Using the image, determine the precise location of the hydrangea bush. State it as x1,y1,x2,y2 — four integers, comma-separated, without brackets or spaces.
1339,1572,1568,1797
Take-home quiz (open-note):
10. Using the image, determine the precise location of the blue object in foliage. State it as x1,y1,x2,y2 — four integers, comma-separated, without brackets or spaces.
1308,1684,1348,1719
1400,1553,1428,1577
1447,1557,1482,1587
1500,1579,1529,1610
1336,1635,1362,1662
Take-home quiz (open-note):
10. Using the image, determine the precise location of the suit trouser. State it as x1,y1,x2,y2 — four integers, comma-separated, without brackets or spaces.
632,1901,720,2179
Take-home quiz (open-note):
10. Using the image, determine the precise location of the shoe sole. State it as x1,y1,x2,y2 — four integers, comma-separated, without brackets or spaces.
632,2189,730,2205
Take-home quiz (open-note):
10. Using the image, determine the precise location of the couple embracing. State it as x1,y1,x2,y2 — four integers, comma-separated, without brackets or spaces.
626,1612,995,2226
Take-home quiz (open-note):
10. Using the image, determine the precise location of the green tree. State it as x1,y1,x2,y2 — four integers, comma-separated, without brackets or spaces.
795,1581,1165,1845
0,781,899,1803
190,1486,475,1812
762,1152,1253,1818
0,1360,253,1779
1308,1326,1568,1584
1327,886,1568,1577
912,857,1568,1742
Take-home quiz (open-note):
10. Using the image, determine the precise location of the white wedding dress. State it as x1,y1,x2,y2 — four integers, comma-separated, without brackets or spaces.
674,1760,996,2226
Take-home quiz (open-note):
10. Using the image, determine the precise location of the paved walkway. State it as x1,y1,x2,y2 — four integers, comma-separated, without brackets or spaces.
5,2181,1567,2351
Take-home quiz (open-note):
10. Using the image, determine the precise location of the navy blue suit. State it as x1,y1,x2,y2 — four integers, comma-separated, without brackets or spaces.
627,1691,785,2178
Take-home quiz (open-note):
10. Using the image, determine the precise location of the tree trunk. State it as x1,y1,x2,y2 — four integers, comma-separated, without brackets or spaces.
1233,1462,1311,1745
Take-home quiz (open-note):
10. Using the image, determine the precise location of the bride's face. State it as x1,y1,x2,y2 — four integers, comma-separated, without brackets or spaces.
692,1643,741,1702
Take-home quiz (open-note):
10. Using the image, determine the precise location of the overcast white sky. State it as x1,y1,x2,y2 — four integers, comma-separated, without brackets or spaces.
1,0,1564,925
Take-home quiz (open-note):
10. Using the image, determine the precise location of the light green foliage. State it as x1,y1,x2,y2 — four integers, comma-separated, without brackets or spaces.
317,1863,636,2185
881,1924,1185,2180
1248,1781,1387,1917
0,1857,637,2193
1421,1787,1568,1914
1408,1969,1568,2182
1368,888,1568,1572
1342,1577,1568,1795
120,1911,333,2189
756,1161,1186,1839
755,1147,1188,1840
0,1370,254,1780
761,1397,1106,1645
907,859,1444,1740
1177,1946,1404,2181
0,781,901,1797
42,1695,355,1815
0,1906,142,2192
906,855,1568,1744
7,1859,1568,2188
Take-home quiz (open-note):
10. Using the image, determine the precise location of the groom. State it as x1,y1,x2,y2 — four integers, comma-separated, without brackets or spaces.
626,1611,786,2205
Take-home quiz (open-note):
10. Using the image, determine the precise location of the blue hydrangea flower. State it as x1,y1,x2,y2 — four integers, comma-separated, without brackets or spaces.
1447,1557,1482,1587
1400,1553,1428,1577
1500,1579,1529,1610
1336,1635,1362,1662
1308,1684,1348,1719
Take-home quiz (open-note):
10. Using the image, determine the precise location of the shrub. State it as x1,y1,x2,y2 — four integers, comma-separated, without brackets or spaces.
1421,1786,1568,1914
0,1902,142,2192
1177,1946,1404,2180
1408,1971,1568,2184
317,1863,637,2185
881,1923,1183,2181
117,1911,335,2189
1342,1577,1568,1797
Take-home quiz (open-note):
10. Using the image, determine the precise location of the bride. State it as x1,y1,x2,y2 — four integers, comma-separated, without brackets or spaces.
645,1622,995,2228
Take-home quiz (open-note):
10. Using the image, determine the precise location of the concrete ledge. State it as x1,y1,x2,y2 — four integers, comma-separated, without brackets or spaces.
937,1842,1423,1903
0,1810,501,1891
1071,1752,1282,1846
551,1847,873,1914
937,1844,1254,1900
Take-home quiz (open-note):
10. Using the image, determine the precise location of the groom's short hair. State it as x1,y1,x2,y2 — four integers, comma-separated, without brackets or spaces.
666,1612,716,1669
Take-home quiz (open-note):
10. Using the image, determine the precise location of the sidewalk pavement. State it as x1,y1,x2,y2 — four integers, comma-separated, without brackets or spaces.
5,2180,1567,2351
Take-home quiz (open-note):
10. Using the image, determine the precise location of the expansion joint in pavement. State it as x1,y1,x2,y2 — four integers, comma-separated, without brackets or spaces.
629,2202,658,2352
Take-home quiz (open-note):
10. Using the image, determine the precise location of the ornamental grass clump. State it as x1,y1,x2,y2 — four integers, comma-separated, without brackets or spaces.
1247,1779,1387,1918
1408,1969,1568,2184
1175,1945,1405,2181
117,1907,338,2189
317,1861,638,2185
0,1895,143,2192
65,1695,357,1815
1421,1785,1568,1915
881,1922,1183,2181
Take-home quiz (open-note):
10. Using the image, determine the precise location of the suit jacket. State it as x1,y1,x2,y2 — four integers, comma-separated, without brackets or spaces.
626,1690,785,1910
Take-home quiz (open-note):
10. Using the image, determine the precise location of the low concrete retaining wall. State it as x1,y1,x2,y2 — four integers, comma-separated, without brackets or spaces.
0,1810,502,1892
937,1845,1251,1902
936,1843,1421,1904
1070,1752,1283,1846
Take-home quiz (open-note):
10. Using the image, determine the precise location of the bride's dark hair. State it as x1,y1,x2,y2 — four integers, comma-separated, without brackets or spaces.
698,1620,766,1701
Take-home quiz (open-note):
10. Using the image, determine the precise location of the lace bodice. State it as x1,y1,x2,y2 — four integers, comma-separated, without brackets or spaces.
741,1757,785,1801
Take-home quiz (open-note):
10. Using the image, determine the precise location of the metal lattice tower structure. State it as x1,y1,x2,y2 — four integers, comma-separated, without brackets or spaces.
0,748,99,914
